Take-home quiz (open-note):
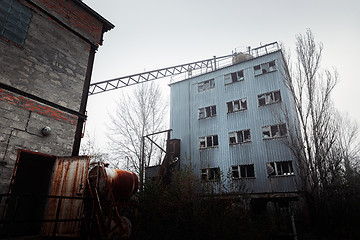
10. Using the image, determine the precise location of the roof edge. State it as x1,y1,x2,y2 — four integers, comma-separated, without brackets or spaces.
72,0,115,32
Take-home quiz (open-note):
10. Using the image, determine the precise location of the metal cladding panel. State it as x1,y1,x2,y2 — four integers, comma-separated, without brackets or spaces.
42,156,90,237
170,50,300,195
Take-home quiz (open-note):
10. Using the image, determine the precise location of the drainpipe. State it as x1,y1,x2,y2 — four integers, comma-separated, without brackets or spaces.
72,44,96,156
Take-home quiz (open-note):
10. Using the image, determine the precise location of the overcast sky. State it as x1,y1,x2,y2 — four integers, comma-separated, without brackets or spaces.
82,0,360,152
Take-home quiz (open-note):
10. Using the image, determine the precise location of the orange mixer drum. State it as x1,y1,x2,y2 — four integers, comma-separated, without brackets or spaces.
89,166,138,201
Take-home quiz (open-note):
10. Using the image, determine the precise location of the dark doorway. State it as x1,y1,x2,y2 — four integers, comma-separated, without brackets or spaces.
1,150,56,237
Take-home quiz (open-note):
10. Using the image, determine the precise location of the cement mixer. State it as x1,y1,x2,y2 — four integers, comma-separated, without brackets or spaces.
86,162,138,239
89,165,138,201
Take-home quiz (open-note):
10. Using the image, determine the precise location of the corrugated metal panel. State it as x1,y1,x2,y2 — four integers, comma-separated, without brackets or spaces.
170,51,300,195
42,156,90,237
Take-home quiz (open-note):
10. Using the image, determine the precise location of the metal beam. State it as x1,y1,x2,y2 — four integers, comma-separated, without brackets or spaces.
88,54,233,95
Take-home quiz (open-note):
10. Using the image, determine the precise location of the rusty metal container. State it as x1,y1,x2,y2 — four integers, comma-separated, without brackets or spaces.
89,165,138,201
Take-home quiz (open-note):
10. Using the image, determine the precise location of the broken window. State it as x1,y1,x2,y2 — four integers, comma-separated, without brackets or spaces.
201,167,220,181
0,0,32,46
224,70,244,84
231,72,237,82
199,135,219,149
237,71,244,81
198,105,216,119
262,124,287,139
262,126,271,139
201,169,208,181
198,79,215,92
224,74,231,84
229,132,237,144
209,79,215,88
261,63,270,74
229,129,251,144
233,100,240,111
227,102,233,113
206,136,213,147
198,108,205,119
212,135,219,146
206,107,211,117
279,124,287,136
269,60,276,71
227,98,247,113
254,65,262,76
232,164,255,179
254,60,277,76
258,90,281,106
199,137,206,148
198,83,204,92
240,98,247,109
267,161,294,176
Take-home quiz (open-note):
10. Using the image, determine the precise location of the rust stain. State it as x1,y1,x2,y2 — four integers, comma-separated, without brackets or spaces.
89,167,138,201
42,156,90,237
111,169,139,201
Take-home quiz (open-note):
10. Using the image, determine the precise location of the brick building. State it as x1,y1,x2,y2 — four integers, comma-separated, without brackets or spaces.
0,0,113,226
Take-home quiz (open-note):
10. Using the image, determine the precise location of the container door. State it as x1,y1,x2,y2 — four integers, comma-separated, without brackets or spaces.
42,156,90,237
1,150,56,238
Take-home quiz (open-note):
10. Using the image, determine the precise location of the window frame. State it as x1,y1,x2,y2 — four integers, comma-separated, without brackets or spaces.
199,135,219,149
224,70,244,85
227,97,247,113
229,129,251,145
262,124,287,139
254,60,277,76
0,0,32,46
198,105,217,119
258,90,281,106
267,161,294,177
198,78,215,92
232,164,255,179
201,167,221,181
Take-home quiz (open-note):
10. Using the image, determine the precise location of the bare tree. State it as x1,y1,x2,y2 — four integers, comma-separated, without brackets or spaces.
107,81,168,176
80,133,110,165
281,29,360,228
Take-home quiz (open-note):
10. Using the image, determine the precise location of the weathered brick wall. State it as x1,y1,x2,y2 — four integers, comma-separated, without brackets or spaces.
0,0,108,199
32,0,104,46
0,89,77,194
0,3,90,111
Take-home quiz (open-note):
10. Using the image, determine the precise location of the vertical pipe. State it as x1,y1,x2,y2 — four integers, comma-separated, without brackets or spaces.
72,44,97,156
213,56,217,70
140,136,145,191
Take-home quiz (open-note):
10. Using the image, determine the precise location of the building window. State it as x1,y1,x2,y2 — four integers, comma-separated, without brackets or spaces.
224,70,244,84
199,135,219,149
199,105,216,119
198,78,215,92
201,167,220,181
232,164,255,179
229,129,251,144
267,161,294,176
227,98,247,113
0,0,32,46
262,124,287,139
254,60,276,76
258,90,281,106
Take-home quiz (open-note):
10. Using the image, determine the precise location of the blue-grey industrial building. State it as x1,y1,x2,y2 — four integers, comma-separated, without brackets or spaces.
169,43,301,199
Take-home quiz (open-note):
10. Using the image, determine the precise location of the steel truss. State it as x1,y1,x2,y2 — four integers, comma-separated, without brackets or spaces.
88,54,233,95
